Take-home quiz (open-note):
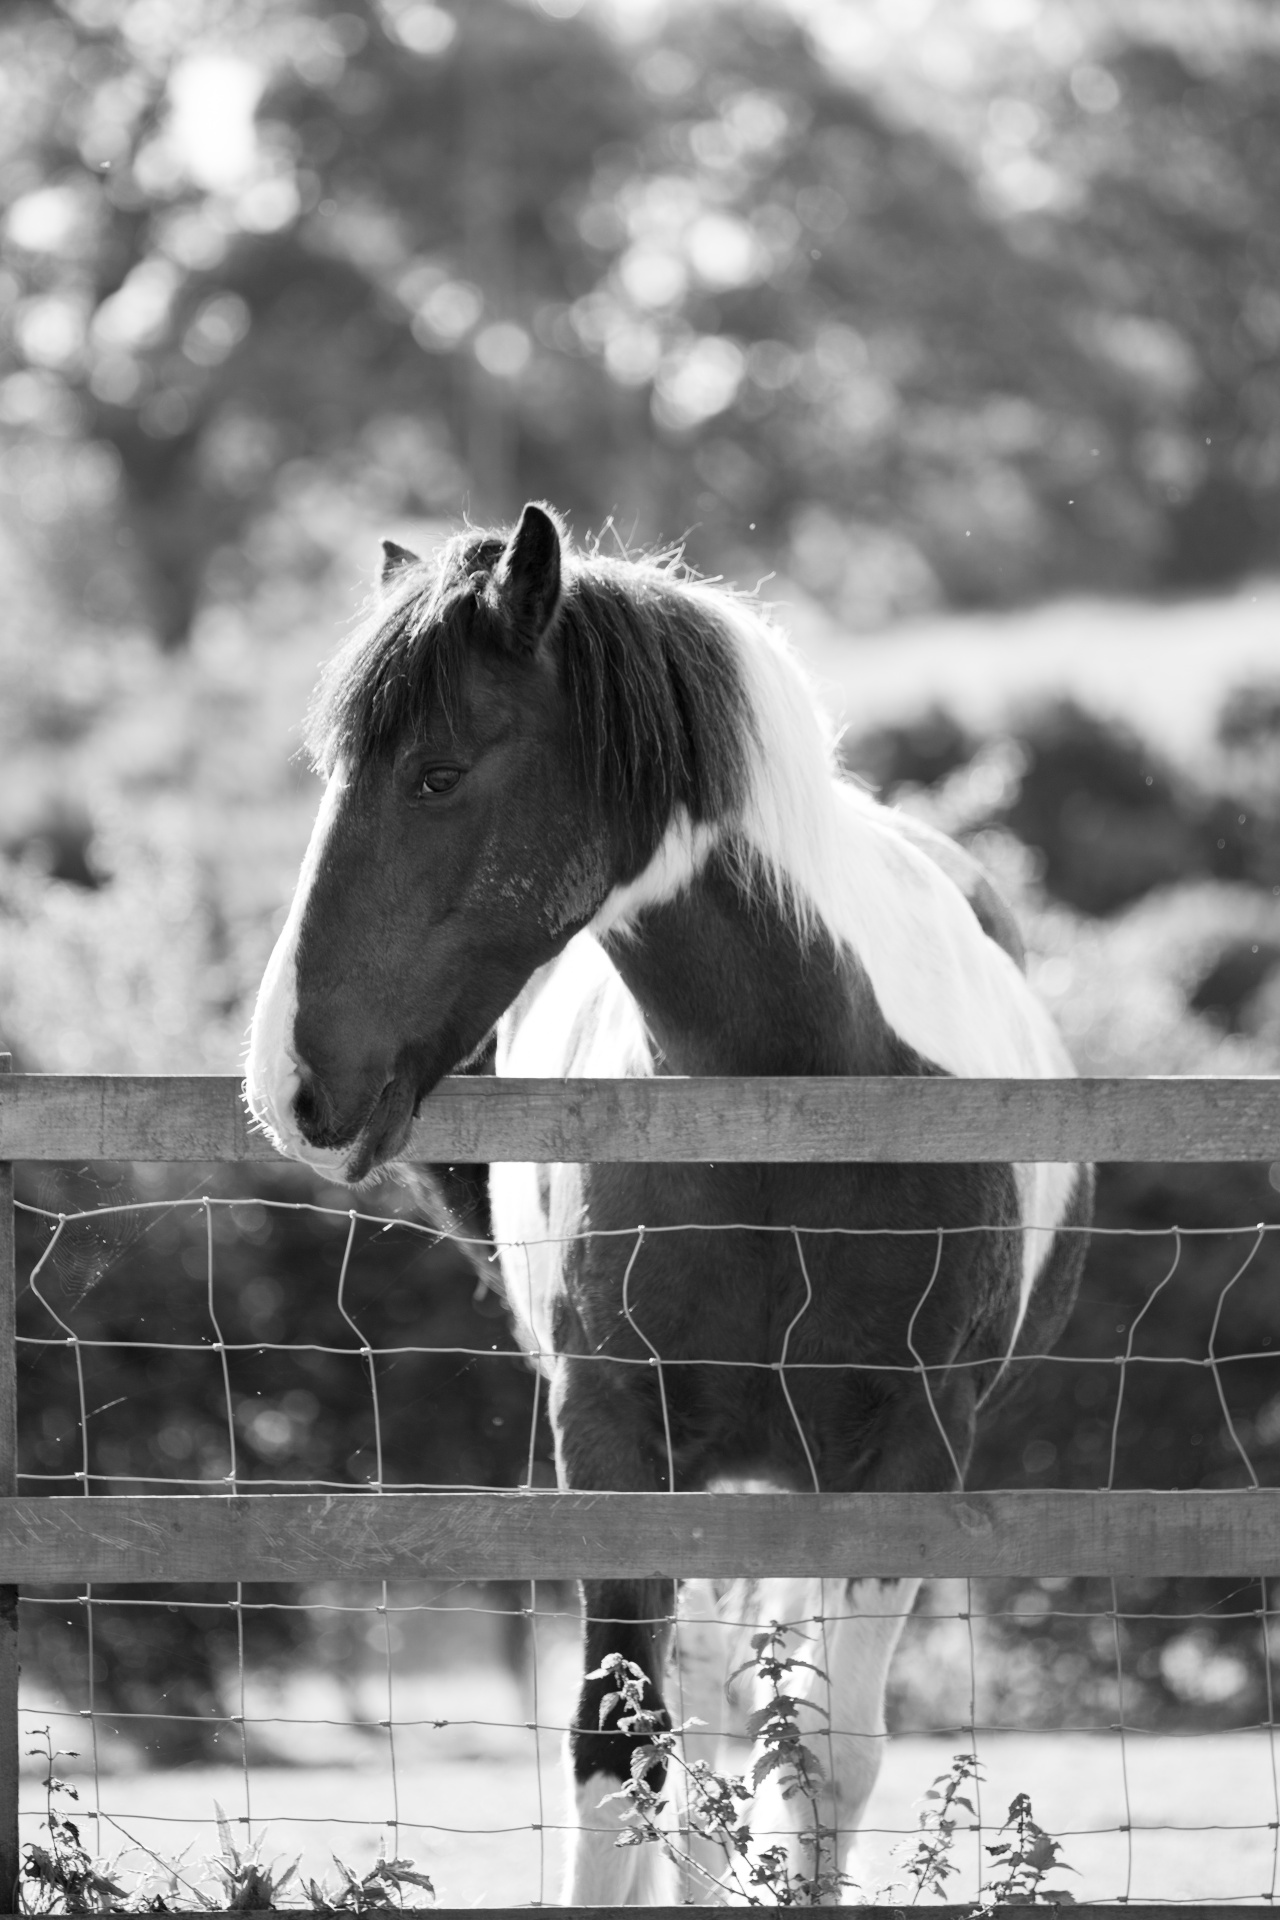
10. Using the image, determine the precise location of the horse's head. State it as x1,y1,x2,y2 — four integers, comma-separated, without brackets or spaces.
247,501,755,1179
246,504,622,1180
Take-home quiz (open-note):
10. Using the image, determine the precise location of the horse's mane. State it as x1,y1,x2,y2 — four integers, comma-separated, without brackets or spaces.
307,530,781,882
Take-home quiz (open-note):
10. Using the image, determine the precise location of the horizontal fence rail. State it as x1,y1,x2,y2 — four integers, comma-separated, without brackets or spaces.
4,1489,1280,1583
3,1071,1280,1162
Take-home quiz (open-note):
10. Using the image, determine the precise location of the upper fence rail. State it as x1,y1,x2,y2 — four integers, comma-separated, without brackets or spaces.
2,1073,1280,1163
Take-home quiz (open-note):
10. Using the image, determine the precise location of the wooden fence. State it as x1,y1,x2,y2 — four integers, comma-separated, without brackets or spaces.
2,1066,1279,1915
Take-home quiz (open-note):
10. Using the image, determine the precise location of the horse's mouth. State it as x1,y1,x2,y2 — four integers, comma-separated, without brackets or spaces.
343,1072,419,1184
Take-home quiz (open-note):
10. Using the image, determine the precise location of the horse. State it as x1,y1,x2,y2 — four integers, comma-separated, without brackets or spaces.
245,502,1092,1903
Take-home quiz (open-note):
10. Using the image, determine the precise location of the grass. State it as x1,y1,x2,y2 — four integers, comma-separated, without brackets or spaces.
23,1728,1280,1905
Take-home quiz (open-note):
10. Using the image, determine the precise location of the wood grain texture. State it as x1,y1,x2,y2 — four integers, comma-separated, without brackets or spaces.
3,1489,1280,1583
3,1072,1280,1163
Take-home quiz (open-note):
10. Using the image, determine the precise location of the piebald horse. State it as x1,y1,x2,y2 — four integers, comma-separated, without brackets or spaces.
246,504,1090,1902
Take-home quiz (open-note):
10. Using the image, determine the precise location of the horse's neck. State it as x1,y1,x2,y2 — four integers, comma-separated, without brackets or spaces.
600,848,900,1077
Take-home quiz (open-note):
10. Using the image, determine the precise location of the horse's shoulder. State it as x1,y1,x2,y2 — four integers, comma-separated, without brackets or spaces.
875,807,1027,973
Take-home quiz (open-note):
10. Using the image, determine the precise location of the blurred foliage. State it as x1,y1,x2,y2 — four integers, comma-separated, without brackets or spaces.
4,0,1280,643
846,689,1280,917
17,1159,549,1759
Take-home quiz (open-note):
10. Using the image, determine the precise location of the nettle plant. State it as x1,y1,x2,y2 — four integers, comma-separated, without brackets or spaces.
20,1729,436,1915
593,1624,1077,1907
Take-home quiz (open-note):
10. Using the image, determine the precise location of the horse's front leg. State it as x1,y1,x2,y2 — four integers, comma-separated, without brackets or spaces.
748,1369,979,1902
568,1575,676,1903
670,1578,754,1903
742,1576,920,1902
553,1354,678,1905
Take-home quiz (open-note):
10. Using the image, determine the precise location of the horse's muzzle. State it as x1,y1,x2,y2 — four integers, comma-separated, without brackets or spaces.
293,1062,418,1184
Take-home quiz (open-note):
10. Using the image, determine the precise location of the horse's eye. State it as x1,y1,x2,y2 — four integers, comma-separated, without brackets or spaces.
419,766,463,795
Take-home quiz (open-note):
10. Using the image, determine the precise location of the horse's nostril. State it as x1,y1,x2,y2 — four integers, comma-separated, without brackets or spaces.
293,1072,324,1139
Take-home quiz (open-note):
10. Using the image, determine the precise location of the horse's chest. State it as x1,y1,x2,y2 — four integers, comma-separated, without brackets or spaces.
492,1161,795,1358
491,1158,1022,1374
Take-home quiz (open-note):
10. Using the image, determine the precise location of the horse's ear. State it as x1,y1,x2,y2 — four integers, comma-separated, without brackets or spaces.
492,502,563,646
379,539,420,593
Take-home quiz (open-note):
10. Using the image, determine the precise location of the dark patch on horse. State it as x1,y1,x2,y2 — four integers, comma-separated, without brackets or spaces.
418,1033,498,1265
574,1580,674,1785
603,844,905,1077
965,870,1026,970
563,1158,1023,1500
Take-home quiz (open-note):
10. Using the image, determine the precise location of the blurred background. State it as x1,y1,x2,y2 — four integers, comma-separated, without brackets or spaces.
3,0,1280,1077
5,0,1280,1888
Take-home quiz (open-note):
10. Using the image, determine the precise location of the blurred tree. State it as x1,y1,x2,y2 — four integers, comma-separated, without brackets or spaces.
0,0,640,642
6,0,1280,645
995,702,1203,915
840,705,978,796
1051,32,1280,589
1189,937,1280,1030
847,694,1280,915
571,0,1136,615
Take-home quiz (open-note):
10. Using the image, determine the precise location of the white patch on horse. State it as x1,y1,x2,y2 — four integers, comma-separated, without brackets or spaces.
244,765,350,1178
492,935,654,1365
671,1578,754,1899
564,1776,673,1904
741,1576,919,1891
670,1573,918,1896
591,809,717,938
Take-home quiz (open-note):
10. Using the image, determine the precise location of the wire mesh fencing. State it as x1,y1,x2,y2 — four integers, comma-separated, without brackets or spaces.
24,1574,1280,1904
11,1166,1280,1905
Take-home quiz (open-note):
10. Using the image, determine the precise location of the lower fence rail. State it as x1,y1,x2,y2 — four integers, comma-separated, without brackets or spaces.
1,1488,1279,1584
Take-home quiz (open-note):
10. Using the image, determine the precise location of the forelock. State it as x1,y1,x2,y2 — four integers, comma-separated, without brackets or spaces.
306,531,508,769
